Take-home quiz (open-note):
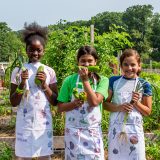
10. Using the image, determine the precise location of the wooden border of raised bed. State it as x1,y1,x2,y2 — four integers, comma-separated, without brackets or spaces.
0,133,158,150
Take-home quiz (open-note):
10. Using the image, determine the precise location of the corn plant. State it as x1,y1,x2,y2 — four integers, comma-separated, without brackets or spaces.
4,53,26,88
5,53,30,102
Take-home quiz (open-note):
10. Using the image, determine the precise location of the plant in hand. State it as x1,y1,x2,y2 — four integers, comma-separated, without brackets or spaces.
73,88,87,101
118,80,145,143
78,66,100,73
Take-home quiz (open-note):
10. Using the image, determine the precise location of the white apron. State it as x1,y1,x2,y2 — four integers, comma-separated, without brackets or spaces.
108,77,146,160
65,75,104,160
15,62,53,158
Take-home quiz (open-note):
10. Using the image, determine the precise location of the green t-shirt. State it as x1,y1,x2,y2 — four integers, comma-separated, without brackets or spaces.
58,73,109,105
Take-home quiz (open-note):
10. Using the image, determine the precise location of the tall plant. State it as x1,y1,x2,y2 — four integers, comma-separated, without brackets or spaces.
43,25,133,88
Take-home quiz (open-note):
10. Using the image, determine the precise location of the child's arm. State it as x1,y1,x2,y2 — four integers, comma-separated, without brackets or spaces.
42,82,58,106
131,92,152,116
58,99,83,112
57,75,84,112
82,80,104,107
79,67,104,107
103,89,133,112
36,71,58,106
103,89,119,112
10,69,28,107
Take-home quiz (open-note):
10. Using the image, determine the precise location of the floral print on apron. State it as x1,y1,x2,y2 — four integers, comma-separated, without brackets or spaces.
65,75,104,160
15,63,53,158
108,77,146,160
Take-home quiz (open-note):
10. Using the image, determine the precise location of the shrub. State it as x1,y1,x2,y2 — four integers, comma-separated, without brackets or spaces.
0,142,13,160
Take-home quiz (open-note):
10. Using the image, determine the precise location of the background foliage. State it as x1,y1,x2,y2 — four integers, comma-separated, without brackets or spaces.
42,25,132,87
1,3,160,160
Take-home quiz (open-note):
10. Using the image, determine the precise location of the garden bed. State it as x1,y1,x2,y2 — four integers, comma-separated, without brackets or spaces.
0,115,158,147
0,77,160,160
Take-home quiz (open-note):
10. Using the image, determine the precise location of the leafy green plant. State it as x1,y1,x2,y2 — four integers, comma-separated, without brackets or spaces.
0,89,12,116
43,25,133,88
141,72,160,131
51,106,65,136
4,53,26,88
101,110,109,133
0,142,13,160
142,61,160,69
146,131,160,160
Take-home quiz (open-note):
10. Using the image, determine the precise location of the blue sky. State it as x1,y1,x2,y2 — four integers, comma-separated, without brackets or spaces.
0,0,159,31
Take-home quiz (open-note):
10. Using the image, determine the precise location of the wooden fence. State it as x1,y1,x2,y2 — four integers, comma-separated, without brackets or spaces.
142,68,160,74
0,62,9,76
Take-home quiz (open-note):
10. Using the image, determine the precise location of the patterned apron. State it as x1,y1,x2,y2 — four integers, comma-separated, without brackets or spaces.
15,63,53,158
65,75,104,160
108,77,146,160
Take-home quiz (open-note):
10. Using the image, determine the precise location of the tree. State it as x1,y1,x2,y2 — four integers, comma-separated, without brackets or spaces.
0,22,24,62
90,11,123,34
122,5,153,53
150,13,160,61
43,25,133,87
48,19,89,32
0,22,11,61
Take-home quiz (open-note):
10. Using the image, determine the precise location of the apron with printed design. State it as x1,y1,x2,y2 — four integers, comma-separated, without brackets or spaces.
65,75,104,160
15,62,53,158
108,77,146,160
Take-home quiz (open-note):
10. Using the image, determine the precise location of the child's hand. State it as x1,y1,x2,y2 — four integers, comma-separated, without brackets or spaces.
21,70,28,84
36,71,46,87
119,103,134,113
131,91,140,104
73,99,83,108
78,67,89,81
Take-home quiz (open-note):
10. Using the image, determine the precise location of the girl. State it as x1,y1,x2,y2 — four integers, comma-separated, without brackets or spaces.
57,45,109,160
10,22,58,160
103,49,152,160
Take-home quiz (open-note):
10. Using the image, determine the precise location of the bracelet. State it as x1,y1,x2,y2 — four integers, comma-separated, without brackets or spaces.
16,87,24,95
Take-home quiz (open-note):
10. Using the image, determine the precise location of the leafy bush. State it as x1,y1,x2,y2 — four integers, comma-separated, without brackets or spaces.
102,110,109,133
0,89,12,116
141,72,160,131
146,131,160,160
51,106,65,136
0,142,13,160
142,61,160,69
43,25,133,88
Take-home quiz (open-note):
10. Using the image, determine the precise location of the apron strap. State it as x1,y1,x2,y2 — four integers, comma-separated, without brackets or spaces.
115,76,138,92
114,76,139,123
76,74,97,91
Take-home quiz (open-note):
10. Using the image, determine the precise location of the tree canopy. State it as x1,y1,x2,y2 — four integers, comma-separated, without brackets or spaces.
0,22,23,62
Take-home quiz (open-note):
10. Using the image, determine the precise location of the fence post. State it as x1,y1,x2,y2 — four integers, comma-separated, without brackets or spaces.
150,60,152,72
90,25,94,46
117,50,122,75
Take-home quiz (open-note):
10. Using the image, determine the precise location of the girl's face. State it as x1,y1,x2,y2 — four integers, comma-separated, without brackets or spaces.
26,40,44,63
78,54,97,67
121,56,141,79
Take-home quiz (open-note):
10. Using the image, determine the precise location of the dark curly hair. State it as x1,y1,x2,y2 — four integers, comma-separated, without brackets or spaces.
22,22,48,48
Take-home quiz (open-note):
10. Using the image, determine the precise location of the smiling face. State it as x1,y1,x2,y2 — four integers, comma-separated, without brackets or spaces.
121,56,141,79
78,54,97,67
26,40,44,63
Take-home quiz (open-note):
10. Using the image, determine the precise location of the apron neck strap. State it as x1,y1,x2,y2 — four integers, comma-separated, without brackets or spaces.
115,76,138,91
